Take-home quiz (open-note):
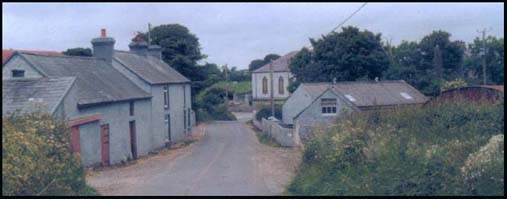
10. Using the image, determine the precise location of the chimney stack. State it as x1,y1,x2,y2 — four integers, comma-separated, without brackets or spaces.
91,28,115,64
129,33,148,56
148,45,162,60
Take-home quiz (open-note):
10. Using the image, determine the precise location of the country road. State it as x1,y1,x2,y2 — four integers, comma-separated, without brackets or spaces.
86,112,302,196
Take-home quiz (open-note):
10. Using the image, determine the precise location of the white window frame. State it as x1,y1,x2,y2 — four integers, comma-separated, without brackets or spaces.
321,98,337,116
163,85,169,109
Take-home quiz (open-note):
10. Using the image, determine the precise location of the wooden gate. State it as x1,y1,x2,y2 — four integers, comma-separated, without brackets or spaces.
101,124,110,166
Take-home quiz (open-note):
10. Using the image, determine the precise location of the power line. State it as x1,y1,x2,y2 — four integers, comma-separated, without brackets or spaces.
330,3,368,33
305,3,368,49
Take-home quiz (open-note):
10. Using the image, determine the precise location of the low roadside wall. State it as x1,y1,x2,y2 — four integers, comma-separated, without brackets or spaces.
253,119,263,131
261,118,299,147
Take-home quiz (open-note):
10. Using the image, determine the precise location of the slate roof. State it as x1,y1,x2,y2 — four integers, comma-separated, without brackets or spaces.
300,83,331,99
252,51,298,73
300,80,429,108
17,52,151,106
2,77,76,115
113,51,190,84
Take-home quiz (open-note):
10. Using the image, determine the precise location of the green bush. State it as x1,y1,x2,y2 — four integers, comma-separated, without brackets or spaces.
289,99,504,196
195,87,236,122
255,105,282,121
2,111,98,196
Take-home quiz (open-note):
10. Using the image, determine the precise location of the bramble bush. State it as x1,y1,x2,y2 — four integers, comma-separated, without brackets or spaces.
288,97,504,196
2,111,98,196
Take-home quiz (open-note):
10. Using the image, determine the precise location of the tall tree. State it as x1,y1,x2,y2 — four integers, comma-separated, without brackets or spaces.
385,31,466,96
464,36,504,85
418,30,464,79
289,26,390,91
133,24,206,80
62,48,92,57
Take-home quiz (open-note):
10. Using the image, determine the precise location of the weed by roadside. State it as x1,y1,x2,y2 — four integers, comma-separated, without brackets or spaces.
246,120,283,147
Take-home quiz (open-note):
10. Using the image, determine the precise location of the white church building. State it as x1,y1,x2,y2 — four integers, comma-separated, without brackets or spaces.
251,51,298,102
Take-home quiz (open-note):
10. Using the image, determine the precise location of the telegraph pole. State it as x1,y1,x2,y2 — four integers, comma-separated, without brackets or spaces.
148,23,152,45
269,62,275,118
224,64,229,106
477,28,491,85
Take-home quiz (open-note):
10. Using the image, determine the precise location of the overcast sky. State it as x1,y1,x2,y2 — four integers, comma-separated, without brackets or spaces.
3,3,504,69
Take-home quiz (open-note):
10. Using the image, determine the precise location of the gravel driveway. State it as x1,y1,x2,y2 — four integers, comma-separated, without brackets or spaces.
86,112,302,196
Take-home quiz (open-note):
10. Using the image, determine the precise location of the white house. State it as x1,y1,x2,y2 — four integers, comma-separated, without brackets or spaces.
251,51,298,102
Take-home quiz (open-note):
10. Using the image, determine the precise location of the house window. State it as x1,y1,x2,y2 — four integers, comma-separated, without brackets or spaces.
129,101,134,116
262,77,268,94
12,70,25,78
321,98,337,114
278,76,284,95
163,86,169,109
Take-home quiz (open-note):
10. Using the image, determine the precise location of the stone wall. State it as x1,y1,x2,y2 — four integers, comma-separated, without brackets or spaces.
261,118,299,147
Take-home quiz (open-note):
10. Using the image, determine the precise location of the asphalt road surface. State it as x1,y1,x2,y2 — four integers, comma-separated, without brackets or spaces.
87,113,301,196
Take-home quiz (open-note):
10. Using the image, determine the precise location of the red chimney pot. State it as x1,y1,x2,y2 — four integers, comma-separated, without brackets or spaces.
101,29,106,37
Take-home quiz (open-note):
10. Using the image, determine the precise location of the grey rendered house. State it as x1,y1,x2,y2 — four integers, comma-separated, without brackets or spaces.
2,29,194,167
282,80,429,142
111,34,193,147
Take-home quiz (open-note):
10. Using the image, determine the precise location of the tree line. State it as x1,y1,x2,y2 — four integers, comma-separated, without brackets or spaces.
287,26,504,96
62,24,504,98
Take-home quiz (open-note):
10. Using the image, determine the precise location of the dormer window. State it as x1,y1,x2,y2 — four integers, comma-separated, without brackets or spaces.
321,98,337,115
12,70,25,78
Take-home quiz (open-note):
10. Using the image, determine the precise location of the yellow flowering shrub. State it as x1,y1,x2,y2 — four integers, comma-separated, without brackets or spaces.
2,111,97,196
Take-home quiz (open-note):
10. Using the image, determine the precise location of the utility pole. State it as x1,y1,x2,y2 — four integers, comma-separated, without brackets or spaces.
477,28,491,85
148,23,152,45
224,64,229,106
269,62,275,118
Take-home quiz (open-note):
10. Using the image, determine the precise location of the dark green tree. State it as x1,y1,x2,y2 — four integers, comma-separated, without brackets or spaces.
385,31,466,96
227,66,250,81
464,36,504,85
133,24,205,80
263,54,281,63
248,53,280,71
248,59,266,71
62,48,92,57
288,26,390,92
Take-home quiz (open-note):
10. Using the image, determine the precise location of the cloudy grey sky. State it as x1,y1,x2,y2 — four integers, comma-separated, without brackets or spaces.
2,3,504,69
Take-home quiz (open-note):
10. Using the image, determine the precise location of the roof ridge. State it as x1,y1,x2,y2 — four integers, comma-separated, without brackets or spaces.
2,76,76,82
302,80,406,85
20,52,103,61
